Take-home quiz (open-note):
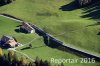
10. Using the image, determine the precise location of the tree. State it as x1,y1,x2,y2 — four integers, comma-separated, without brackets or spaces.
0,48,3,57
11,53,19,66
0,48,3,66
44,60,51,66
19,57,29,66
0,50,52,66
8,50,15,64
35,56,40,66
60,63,64,66
28,62,36,66
29,44,32,48
34,57,51,66
3,54,10,66
40,59,44,66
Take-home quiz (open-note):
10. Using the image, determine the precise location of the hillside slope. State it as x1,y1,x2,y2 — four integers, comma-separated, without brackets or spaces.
0,0,100,56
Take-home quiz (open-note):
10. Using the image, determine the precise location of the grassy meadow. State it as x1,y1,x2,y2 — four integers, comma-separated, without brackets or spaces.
1,16,99,66
0,0,100,66
0,0,99,55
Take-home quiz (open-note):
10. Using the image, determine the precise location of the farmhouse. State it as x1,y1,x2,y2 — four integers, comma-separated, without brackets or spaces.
20,22,35,33
0,35,18,48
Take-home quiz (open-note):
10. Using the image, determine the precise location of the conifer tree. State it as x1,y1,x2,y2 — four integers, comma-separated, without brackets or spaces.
60,62,64,66
11,53,19,66
28,62,36,66
35,56,40,66
44,60,51,66
8,50,15,65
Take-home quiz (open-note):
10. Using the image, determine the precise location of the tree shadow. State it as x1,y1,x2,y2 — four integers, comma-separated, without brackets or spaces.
97,32,100,35
86,22,100,27
16,25,22,27
32,45,46,49
43,35,100,61
97,30,100,35
0,1,10,6
81,1,100,20
59,1,79,11
15,28,28,34
43,35,86,58
31,23,100,61
0,0,14,7
15,25,29,34
20,47,30,50
15,29,20,33
21,45,46,50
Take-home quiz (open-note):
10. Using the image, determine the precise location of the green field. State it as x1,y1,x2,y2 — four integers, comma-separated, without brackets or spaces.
1,16,99,66
0,0,100,66
0,0,100,56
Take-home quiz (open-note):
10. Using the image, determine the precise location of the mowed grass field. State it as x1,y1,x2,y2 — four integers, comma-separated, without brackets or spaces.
0,0,100,64
1,16,100,66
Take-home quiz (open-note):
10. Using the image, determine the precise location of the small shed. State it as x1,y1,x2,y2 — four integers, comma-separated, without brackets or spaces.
20,22,35,33
1,35,18,48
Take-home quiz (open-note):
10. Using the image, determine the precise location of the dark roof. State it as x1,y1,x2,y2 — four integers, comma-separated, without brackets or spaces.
3,35,13,40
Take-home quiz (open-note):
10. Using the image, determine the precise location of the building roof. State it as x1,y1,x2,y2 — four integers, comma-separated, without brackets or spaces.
22,22,33,29
1,35,18,48
21,22,35,33
3,35,14,40
1,35,14,43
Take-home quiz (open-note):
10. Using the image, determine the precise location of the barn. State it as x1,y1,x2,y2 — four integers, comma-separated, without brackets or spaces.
0,35,18,48
20,22,35,33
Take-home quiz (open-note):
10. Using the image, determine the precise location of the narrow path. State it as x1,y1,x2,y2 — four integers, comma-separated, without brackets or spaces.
15,37,40,49
0,14,23,22
8,48,34,62
15,50,35,62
